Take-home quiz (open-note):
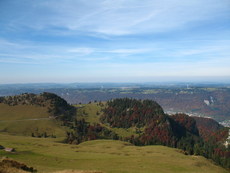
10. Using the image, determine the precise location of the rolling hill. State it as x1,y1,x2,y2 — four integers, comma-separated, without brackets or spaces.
0,133,228,173
0,93,229,172
0,92,76,137
66,98,230,169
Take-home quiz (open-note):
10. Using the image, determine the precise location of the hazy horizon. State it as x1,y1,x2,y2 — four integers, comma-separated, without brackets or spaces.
1,0,229,84
1,76,230,85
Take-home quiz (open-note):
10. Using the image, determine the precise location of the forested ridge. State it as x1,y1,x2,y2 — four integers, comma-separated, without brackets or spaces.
67,98,230,168
100,98,164,128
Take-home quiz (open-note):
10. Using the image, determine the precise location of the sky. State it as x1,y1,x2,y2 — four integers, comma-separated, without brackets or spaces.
0,0,230,84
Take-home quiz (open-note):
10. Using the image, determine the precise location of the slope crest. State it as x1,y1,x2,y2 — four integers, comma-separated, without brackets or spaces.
0,92,76,121
100,98,164,128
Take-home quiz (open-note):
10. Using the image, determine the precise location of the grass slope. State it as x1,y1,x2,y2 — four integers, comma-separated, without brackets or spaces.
0,103,67,137
0,133,228,173
0,103,49,120
75,103,140,138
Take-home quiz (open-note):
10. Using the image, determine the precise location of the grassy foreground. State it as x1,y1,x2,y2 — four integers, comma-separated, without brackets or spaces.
0,133,228,173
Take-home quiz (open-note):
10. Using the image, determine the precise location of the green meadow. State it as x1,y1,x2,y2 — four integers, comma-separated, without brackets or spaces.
0,133,228,173
0,103,67,137
0,103,49,121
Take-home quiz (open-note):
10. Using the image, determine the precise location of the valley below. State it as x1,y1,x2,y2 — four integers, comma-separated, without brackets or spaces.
1,83,230,123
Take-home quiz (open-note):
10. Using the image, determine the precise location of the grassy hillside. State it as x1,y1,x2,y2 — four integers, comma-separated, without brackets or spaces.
0,133,228,173
75,103,139,138
74,101,230,169
0,103,49,121
0,119,67,137
0,95,229,172
0,103,67,137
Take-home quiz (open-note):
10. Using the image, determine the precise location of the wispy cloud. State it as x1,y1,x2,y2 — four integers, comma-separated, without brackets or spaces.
0,39,26,49
2,0,229,36
0,0,229,83
67,47,95,55
103,48,151,54
171,45,230,57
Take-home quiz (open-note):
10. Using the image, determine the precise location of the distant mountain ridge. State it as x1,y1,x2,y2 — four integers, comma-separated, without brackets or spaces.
0,84,230,122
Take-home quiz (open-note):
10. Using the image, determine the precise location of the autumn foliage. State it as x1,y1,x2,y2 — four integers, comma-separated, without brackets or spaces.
100,98,230,168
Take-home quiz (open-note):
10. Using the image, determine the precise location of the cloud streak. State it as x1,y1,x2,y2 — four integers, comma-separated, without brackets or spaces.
2,0,229,35
0,0,229,83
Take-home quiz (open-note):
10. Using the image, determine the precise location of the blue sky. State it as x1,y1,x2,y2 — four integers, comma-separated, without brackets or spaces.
0,0,230,83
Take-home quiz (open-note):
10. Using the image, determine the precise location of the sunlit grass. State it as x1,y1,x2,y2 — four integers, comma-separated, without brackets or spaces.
0,103,67,137
0,133,228,173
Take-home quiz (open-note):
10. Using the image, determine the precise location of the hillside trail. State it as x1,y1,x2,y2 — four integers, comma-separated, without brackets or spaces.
0,117,51,122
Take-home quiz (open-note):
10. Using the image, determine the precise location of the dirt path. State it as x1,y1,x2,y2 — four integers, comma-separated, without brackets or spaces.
0,117,51,122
